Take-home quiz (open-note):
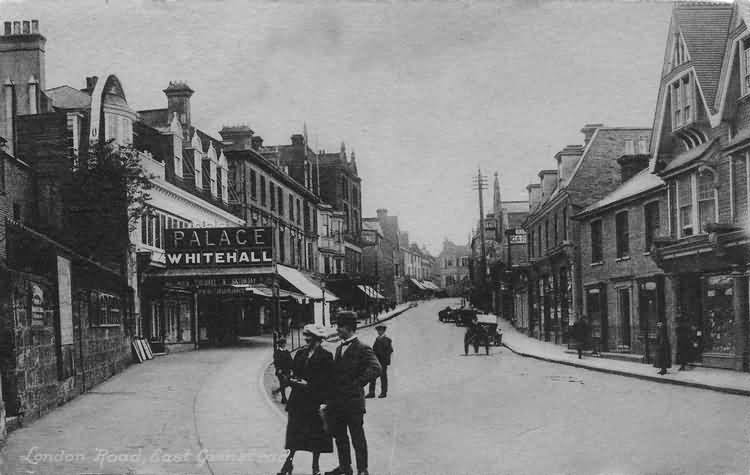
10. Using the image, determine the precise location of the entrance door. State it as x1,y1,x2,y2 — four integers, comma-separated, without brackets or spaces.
586,285,608,352
618,288,631,349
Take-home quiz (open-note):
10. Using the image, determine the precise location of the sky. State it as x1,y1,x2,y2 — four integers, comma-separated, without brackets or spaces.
1,0,674,254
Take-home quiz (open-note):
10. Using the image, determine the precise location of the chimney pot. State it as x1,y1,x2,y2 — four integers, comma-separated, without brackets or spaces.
31,20,39,34
4,22,11,36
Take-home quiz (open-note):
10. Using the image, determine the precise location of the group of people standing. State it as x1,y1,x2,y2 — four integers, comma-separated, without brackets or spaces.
272,311,394,475
570,315,701,375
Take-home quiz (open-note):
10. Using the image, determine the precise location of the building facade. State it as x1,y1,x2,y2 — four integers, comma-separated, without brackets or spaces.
524,125,651,344
649,2,750,371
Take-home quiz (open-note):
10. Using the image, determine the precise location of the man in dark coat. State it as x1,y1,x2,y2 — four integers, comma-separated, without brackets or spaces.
273,338,294,404
367,324,393,399
464,315,489,355
322,311,381,475
571,317,589,359
675,317,691,371
653,320,672,375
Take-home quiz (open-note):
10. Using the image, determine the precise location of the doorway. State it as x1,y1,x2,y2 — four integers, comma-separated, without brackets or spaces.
618,287,631,350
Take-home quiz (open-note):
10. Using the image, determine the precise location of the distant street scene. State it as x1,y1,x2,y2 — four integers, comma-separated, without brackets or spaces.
0,1,750,475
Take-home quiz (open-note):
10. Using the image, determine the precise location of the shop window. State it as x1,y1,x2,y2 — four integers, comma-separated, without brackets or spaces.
590,219,603,263
615,211,629,258
702,275,735,354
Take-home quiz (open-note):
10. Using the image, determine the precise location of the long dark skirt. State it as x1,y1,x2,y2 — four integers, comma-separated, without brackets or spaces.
285,403,333,453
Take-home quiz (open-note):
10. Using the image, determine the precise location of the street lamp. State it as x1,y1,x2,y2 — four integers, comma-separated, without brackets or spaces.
321,280,327,327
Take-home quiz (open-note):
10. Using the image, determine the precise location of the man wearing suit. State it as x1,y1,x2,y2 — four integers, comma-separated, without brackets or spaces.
322,311,381,475
366,324,393,399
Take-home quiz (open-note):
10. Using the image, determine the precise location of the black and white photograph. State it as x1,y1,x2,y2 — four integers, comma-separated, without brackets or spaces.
0,0,749,474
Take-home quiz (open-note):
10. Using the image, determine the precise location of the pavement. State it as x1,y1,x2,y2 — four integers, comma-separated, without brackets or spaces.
4,299,750,475
496,316,750,397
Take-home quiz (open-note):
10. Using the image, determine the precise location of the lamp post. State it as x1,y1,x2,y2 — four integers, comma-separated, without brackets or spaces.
321,280,327,327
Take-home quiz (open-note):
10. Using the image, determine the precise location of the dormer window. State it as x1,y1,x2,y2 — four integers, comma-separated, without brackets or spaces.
671,74,693,130
672,33,688,68
743,38,750,95
624,139,635,155
173,134,183,178
638,137,649,154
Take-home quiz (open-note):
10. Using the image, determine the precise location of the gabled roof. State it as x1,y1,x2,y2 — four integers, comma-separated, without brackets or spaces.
577,168,664,218
673,2,734,113
45,85,91,110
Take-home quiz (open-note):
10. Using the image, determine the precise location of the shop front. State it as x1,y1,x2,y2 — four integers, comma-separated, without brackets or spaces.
653,230,750,371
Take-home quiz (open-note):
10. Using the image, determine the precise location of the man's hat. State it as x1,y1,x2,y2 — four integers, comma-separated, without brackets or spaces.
375,324,386,331
336,311,358,328
303,323,328,339
277,338,287,345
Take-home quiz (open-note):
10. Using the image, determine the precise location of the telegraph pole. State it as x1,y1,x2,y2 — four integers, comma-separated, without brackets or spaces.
472,168,488,307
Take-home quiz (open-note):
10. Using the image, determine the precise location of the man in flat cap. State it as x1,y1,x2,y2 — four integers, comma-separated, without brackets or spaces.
322,311,381,475
366,324,393,399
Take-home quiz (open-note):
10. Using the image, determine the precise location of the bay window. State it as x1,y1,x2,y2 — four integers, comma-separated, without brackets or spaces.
677,174,694,237
697,169,717,228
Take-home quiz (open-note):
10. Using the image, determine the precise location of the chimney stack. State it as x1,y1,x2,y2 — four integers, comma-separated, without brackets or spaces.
85,76,98,92
251,135,263,151
617,153,650,183
164,81,194,134
555,144,584,186
527,184,541,211
1,19,46,153
291,134,304,147
580,123,603,145
376,208,388,219
538,170,558,201
219,124,254,151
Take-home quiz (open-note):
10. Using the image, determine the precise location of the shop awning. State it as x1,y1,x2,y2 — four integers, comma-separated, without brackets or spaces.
232,283,309,303
277,265,339,302
421,281,440,291
357,285,386,299
149,266,272,278
409,278,427,290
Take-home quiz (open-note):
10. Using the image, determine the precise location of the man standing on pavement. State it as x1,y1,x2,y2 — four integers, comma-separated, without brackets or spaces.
571,316,589,359
367,324,393,399
322,311,381,475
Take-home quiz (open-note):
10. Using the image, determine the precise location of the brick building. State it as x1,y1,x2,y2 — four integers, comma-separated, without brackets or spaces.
367,209,403,303
648,2,750,371
523,124,651,343
574,150,671,359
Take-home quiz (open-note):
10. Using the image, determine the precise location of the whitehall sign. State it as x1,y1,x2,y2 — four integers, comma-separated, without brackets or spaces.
164,227,273,268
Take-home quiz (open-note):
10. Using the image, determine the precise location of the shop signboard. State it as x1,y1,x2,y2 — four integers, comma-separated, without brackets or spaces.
164,227,273,268
508,228,527,245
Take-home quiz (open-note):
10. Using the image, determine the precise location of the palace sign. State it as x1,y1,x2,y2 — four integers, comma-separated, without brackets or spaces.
164,227,273,268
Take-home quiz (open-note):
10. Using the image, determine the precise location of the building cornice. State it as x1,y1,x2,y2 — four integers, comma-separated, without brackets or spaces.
150,178,244,225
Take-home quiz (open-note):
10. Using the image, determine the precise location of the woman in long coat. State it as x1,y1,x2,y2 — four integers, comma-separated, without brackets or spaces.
277,324,333,475
653,320,672,375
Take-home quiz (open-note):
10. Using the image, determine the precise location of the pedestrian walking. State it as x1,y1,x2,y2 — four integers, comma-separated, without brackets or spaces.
321,311,381,475
367,324,393,399
653,320,672,375
571,316,589,359
273,338,294,404
675,317,691,371
277,324,334,475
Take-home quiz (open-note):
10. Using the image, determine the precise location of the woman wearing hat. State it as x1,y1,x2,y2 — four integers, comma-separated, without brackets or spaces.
277,324,334,475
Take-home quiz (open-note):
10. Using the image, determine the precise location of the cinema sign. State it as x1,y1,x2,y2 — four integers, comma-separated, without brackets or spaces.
164,227,273,268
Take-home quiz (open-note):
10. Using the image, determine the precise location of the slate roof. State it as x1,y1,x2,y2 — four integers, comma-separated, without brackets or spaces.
659,138,716,175
578,168,664,217
45,85,91,110
673,2,734,112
